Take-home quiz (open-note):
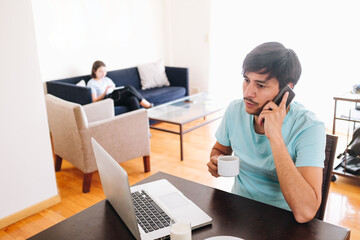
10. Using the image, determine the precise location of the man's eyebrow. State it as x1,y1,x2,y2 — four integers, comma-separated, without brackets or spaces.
255,79,269,84
243,73,270,84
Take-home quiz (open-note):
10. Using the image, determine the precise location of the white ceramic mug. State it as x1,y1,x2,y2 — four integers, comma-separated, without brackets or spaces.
217,155,240,177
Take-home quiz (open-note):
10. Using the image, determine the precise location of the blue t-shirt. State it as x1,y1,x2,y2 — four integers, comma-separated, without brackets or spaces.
215,99,326,211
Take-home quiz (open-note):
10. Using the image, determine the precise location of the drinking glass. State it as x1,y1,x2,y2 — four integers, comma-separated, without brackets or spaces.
170,216,191,240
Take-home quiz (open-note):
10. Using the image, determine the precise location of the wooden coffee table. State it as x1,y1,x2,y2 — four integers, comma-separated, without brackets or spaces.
147,92,223,160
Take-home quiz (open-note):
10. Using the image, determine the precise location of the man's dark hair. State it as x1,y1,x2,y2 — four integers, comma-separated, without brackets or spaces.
91,60,106,78
242,42,302,90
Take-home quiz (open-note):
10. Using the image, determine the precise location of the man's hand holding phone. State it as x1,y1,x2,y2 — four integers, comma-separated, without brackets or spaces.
258,91,289,140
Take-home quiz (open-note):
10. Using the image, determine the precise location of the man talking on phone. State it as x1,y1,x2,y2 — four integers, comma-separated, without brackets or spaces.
207,42,325,223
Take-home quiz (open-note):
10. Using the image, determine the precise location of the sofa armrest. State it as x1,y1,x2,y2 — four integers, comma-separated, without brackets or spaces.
87,109,150,162
83,99,115,124
165,66,189,96
46,81,93,105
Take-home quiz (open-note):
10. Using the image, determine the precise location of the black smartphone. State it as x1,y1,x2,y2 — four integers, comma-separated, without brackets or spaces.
272,85,295,108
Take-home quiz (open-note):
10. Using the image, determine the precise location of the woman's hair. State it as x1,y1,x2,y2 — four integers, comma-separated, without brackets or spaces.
242,42,302,90
91,60,106,78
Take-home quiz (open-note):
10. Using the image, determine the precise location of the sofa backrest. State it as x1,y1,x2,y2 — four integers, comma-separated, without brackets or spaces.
46,66,189,108
107,67,141,89
51,74,91,84
48,67,142,88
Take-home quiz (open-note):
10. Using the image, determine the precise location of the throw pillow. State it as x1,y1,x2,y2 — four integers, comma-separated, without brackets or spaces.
76,79,86,87
138,60,170,90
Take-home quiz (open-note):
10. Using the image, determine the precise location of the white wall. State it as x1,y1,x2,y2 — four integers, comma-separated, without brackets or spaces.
208,0,360,131
165,0,212,94
0,0,58,219
32,0,167,81
0,0,170,221
31,0,212,94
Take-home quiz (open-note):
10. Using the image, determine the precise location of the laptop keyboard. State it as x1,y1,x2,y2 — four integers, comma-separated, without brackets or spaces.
131,190,171,233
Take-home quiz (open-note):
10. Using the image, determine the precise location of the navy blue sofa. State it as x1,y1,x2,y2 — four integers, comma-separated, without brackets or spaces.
46,66,189,115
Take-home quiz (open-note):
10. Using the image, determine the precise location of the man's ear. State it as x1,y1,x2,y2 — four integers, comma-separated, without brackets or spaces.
288,83,294,89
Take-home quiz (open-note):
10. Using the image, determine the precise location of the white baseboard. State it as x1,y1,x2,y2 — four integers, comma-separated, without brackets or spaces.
0,194,61,229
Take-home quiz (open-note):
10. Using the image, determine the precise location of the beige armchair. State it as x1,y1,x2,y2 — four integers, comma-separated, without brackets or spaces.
45,94,150,193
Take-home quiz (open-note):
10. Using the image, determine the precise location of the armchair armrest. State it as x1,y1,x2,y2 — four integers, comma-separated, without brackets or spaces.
83,99,114,123
166,66,189,96
87,109,150,163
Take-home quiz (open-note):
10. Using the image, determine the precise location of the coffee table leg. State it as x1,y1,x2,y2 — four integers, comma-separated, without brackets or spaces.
180,124,184,161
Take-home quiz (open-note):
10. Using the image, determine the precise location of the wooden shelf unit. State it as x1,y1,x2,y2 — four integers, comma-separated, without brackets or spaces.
332,92,360,181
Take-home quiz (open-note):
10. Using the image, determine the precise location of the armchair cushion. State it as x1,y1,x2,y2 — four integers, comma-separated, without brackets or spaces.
83,98,114,123
88,109,150,165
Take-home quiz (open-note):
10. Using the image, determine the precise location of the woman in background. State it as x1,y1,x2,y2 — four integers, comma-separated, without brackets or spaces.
87,60,152,110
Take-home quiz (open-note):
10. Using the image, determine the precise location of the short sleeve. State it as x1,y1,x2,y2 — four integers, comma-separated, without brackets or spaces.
295,123,326,168
215,103,233,147
86,80,97,95
105,77,116,88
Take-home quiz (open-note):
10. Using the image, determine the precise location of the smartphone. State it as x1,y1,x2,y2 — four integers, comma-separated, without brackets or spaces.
272,85,295,108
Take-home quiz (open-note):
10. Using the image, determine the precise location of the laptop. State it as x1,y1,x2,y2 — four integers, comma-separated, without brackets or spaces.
91,138,212,240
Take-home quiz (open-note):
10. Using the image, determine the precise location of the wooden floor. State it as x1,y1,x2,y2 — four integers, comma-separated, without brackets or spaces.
1,119,359,239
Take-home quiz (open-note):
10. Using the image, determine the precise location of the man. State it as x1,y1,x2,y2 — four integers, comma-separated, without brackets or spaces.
207,42,325,223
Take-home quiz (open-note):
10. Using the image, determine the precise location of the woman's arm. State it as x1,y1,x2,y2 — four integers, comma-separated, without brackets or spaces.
92,86,112,102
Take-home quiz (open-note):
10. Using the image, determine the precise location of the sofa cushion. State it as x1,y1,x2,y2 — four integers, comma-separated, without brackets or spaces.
139,86,186,105
138,60,170,90
114,105,130,115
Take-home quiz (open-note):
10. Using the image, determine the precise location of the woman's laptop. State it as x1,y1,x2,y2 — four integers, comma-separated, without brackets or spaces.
91,138,212,240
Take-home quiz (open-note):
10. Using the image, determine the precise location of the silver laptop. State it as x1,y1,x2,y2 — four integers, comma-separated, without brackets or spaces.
91,138,212,240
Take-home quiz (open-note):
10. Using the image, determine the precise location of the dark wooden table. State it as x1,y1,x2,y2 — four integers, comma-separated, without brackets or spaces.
28,172,351,240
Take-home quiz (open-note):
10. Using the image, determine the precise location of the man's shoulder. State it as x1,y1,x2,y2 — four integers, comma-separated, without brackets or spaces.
223,99,249,125
289,102,324,127
228,99,244,110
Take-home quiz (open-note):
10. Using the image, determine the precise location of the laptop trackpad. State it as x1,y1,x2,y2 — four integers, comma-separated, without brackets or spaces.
159,192,189,209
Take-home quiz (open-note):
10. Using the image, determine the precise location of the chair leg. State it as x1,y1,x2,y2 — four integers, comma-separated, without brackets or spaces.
50,132,63,172
82,172,93,193
54,155,63,172
143,156,150,172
